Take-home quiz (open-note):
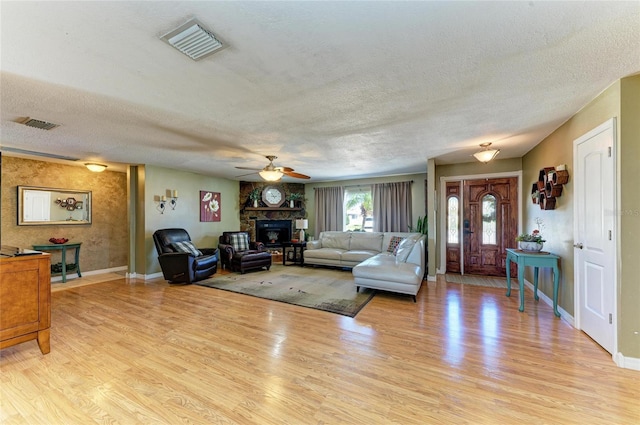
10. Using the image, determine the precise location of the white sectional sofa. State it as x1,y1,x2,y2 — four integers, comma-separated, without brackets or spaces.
304,231,426,301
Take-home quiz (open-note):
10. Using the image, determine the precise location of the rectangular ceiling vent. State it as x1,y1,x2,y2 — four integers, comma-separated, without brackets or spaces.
19,117,60,130
161,18,225,61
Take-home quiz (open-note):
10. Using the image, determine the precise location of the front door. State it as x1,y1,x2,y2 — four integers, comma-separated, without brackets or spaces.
463,177,518,276
574,118,616,354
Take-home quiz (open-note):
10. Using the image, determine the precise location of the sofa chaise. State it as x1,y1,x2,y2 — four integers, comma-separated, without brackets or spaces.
304,231,426,301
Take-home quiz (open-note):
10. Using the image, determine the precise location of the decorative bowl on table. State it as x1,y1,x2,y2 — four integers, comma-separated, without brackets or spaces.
290,239,299,243
49,238,69,244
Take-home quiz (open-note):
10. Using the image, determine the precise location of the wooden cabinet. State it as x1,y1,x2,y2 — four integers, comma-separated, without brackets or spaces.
0,254,51,354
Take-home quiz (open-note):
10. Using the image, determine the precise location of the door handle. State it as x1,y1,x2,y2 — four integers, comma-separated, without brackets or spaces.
464,230,474,234
574,243,584,249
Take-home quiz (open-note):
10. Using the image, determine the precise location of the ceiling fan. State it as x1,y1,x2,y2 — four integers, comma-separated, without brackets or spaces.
236,155,310,181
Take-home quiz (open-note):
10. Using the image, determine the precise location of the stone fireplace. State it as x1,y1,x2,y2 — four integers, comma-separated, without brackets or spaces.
255,220,292,248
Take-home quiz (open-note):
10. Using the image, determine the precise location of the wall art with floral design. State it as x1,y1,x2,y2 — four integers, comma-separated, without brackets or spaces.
200,191,221,222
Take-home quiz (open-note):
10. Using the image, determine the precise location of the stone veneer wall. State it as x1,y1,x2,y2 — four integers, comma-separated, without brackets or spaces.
239,181,306,241
1,156,128,272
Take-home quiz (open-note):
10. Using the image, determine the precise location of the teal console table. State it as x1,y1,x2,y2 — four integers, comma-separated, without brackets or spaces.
32,242,82,283
505,248,560,317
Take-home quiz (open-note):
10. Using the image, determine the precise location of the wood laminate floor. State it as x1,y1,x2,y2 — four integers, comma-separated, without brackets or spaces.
1,270,638,424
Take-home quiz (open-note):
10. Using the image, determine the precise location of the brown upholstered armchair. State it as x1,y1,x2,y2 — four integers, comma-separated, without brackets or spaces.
153,228,218,284
218,231,272,273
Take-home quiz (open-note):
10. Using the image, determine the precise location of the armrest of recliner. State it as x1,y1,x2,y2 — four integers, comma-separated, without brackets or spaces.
250,241,266,251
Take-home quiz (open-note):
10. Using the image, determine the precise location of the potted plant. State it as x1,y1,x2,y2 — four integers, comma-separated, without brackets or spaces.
287,192,304,208
248,188,261,208
516,218,545,251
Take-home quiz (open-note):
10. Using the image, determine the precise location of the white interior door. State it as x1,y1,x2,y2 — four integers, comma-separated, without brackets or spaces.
574,118,616,354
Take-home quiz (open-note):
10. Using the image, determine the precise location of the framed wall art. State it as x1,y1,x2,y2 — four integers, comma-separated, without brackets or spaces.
200,191,221,222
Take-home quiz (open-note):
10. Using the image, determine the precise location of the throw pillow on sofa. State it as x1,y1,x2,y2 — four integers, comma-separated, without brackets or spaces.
387,236,404,253
394,235,419,263
171,241,203,257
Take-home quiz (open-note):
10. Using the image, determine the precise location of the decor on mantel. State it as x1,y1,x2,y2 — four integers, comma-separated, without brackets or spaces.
473,142,500,163
248,187,261,208
287,192,304,208
200,191,221,222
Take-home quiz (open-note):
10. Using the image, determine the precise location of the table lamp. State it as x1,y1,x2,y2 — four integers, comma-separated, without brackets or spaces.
295,219,308,242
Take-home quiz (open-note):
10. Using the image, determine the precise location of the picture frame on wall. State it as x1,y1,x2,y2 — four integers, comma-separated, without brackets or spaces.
200,191,221,222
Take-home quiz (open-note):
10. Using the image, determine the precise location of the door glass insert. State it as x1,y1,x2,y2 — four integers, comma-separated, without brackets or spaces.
482,194,497,245
447,196,459,244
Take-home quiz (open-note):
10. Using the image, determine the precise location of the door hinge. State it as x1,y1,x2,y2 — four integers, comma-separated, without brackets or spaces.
608,146,612,157
609,313,613,324
609,230,612,240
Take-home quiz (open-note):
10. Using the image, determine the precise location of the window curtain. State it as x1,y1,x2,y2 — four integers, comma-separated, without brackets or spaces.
314,186,344,236
372,181,412,232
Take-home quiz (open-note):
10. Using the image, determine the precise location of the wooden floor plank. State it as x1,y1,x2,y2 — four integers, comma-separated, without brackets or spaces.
1,270,639,424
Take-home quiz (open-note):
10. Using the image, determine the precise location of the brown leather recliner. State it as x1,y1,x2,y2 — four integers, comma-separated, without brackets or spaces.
218,231,272,274
153,228,218,284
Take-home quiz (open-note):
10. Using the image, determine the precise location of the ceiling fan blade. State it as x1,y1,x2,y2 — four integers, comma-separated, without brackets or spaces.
283,171,311,179
235,171,258,178
235,166,262,171
275,166,294,172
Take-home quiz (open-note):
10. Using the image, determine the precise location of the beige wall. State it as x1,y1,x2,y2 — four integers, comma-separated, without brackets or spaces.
619,75,640,358
304,173,427,237
1,156,128,272
142,165,240,275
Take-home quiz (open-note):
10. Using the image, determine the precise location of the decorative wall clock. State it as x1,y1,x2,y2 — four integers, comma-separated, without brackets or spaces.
262,186,285,207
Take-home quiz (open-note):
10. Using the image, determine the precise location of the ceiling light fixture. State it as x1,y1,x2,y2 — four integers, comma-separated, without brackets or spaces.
85,163,107,172
473,143,500,163
258,170,283,182
161,18,224,61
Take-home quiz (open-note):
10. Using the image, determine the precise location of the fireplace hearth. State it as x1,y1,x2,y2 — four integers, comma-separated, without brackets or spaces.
256,220,292,248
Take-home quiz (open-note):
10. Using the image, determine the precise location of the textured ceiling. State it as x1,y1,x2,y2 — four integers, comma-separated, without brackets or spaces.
1,1,639,181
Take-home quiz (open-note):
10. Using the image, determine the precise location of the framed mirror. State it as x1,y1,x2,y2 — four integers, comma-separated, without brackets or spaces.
18,186,92,226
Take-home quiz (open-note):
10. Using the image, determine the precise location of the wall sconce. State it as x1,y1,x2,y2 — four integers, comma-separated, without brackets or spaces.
473,143,500,163
295,219,309,241
156,190,178,214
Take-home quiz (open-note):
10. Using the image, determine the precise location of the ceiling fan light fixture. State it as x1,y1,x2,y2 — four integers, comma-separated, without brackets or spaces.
259,170,283,181
473,143,500,163
85,163,108,172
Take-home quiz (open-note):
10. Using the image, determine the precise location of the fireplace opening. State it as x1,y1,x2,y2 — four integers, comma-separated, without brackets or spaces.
256,220,292,248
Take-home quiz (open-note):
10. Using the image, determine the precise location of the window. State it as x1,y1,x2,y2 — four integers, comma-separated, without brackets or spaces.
447,196,459,244
344,187,373,231
482,194,497,245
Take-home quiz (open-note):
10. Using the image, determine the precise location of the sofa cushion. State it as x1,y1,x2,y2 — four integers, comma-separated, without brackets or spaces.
387,236,404,253
353,254,422,285
395,235,419,263
171,241,203,257
303,248,345,261
350,232,383,252
320,232,350,250
342,250,380,263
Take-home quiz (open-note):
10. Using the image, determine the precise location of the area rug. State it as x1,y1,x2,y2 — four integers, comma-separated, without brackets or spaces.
445,273,514,290
196,266,375,317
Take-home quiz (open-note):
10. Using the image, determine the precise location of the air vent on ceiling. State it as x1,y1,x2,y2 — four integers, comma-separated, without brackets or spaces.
160,18,225,61
19,117,60,130
0,146,79,162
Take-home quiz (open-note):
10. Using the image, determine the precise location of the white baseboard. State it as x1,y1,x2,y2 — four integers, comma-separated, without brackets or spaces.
614,352,640,371
51,265,127,283
522,278,574,326
427,274,437,282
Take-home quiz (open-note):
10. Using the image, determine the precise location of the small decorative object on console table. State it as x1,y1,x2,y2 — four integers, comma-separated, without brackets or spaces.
515,218,545,252
295,219,308,242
